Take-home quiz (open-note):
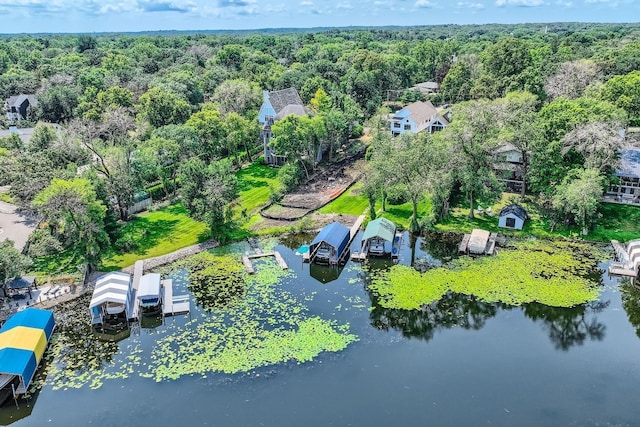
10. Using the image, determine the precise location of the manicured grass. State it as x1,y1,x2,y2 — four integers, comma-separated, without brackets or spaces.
318,182,369,216
590,203,640,242
318,183,432,231
100,203,209,270
235,162,279,215
30,248,85,277
435,195,640,242
378,199,432,230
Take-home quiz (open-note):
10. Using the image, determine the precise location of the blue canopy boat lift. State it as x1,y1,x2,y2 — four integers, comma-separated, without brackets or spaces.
0,308,55,406
304,216,365,265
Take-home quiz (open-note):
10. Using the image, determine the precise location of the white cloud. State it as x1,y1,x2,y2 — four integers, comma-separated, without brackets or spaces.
457,1,485,8
336,1,353,8
555,0,572,6
415,0,432,7
300,0,312,5
496,0,544,6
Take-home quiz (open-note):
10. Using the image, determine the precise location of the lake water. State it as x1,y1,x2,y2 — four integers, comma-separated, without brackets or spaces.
2,232,640,427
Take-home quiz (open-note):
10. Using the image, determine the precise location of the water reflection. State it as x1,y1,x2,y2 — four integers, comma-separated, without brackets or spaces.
51,295,121,378
523,301,608,351
310,263,346,284
621,279,640,339
368,291,499,341
0,391,37,425
419,231,461,263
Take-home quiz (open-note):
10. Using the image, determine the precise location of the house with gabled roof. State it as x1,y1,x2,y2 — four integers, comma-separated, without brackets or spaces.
259,88,307,165
4,94,37,122
389,100,448,137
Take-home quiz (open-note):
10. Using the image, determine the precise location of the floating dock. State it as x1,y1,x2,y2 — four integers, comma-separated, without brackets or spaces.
242,238,289,273
608,239,639,277
162,279,190,316
459,229,497,255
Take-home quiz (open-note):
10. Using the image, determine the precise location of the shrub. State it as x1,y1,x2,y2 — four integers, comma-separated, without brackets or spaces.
277,162,303,192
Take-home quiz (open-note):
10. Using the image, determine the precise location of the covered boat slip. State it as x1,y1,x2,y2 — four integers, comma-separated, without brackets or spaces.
89,272,134,326
0,308,55,396
354,218,402,260
138,273,162,310
309,222,351,265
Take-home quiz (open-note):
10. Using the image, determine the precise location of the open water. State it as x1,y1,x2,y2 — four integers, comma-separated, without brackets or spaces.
1,232,639,427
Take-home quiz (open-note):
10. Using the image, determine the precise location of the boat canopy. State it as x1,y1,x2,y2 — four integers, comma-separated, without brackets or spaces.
361,218,396,243
89,272,132,310
310,222,350,256
138,273,161,300
1,307,55,340
0,308,55,393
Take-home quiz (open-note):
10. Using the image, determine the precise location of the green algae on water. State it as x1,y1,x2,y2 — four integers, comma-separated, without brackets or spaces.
369,239,605,310
40,246,357,391
146,257,357,381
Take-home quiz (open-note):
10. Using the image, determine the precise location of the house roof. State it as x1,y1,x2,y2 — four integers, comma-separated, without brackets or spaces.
311,222,350,252
6,94,37,108
393,101,439,125
362,218,397,243
268,88,304,114
0,127,35,144
499,204,528,221
493,144,520,155
275,104,307,120
413,82,439,92
617,149,640,179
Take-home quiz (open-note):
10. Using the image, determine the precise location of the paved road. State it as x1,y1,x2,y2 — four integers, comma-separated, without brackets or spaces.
0,200,38,250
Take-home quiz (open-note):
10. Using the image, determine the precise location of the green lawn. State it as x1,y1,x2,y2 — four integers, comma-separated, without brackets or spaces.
379,199,432,230
590,203,640,242
435,194,640,242
30,248,85,278
235,162,279,215
318,182,369,215
318,182,432,230
100,203,209,270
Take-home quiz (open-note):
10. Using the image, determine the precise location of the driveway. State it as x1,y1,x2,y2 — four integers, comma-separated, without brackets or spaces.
0,201,38,251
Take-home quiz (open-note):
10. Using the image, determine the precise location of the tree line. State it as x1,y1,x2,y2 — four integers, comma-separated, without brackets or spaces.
0,23,639,270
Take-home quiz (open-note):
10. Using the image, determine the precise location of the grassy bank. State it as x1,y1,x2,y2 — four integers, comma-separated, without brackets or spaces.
100,204,209,270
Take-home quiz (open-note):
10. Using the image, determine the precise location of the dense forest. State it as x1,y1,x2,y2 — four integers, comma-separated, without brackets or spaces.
1,22,639,275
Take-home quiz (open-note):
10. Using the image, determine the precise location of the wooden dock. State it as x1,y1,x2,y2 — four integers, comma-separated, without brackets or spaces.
274,251,288,269
242,250,288,273
162,279,190,316
350,215,365,240
350,251,367,261
609,263,638,277
459,229,497,255
242,255,255,274
127,260,145,321
459,234,471,254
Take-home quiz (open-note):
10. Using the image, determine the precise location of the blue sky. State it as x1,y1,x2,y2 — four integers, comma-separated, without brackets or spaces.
0,0,637,34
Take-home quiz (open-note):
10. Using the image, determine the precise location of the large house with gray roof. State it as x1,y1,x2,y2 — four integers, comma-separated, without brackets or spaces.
389,100,448,137
258,88,307,165
4,94,37,122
